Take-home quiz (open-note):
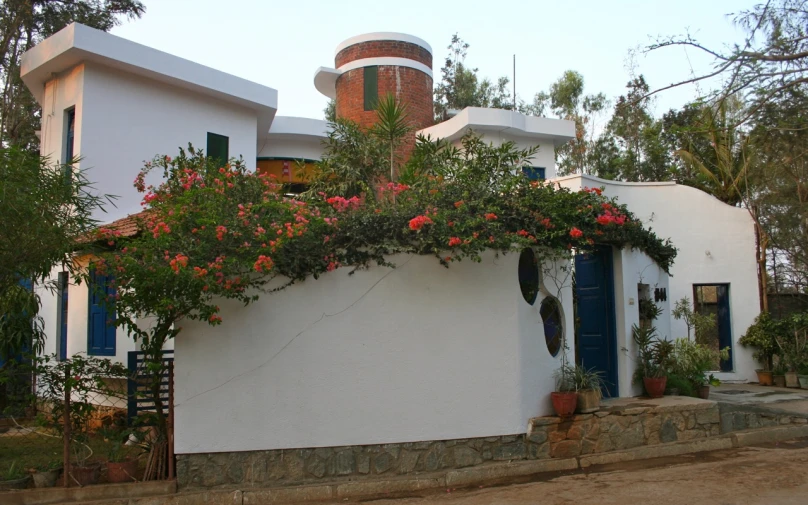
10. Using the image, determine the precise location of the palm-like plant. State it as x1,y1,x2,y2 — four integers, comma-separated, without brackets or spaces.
370,94,412,185
674,100,756,206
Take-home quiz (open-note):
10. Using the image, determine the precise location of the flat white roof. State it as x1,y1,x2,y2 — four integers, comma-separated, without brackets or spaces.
266,116,328,140
21,23,278,135
335,32,432,56
419,107,576,146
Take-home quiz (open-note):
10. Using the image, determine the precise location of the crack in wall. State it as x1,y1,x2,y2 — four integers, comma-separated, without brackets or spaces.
175,256,414,406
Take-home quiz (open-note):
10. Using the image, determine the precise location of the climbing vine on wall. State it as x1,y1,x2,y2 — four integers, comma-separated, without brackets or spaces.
91,138,676,359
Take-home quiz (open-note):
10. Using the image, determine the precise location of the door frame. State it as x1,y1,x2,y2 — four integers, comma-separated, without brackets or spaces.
575,246,619,397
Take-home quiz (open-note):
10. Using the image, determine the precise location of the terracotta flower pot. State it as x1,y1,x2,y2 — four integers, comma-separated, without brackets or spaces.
643,376,667,398
799,375,808,389
576,389,601,413
106,460,138,483
773,375,786,388
756,369,773,386
698,385,710,400
551,391,578,417
68,463,101,487
785,371,800,388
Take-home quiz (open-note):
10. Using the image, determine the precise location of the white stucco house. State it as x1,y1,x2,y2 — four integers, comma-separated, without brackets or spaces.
19,24,758,473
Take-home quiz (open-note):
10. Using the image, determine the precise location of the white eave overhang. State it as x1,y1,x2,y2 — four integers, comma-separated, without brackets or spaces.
265,116,328,141
418,107,576,146
314,66,341,100
21,23,278,136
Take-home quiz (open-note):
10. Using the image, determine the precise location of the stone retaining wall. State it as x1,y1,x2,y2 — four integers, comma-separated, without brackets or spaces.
718,402,808,433
177,400,720,490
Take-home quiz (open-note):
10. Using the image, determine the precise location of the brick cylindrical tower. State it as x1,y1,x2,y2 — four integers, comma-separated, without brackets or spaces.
316,33,433,164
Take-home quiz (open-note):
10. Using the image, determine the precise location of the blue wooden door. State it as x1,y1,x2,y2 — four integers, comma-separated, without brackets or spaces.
59,274,69,361
575,247,618,397
88,271,116,356
716,285,732,372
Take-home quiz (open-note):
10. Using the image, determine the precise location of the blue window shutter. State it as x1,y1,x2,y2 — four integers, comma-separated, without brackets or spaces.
522,166,546,180
57,272,69,361
88,271,116,356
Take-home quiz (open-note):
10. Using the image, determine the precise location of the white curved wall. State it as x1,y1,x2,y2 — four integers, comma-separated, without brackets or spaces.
557,175,759,382
174,251,575,454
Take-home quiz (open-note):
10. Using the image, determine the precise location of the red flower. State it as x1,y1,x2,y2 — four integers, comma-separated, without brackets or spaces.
454,201,464,208
596,214,614,225
448,237,462,247
485,213,498,221
253,255,274,273
409,215,434,231
569,227,584,239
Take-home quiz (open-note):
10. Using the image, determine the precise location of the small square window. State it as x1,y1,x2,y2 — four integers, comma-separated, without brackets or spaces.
522,167,545,180
207,132,229,166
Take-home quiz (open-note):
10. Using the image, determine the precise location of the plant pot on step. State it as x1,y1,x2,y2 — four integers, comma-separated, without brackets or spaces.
550,391,578,417
106,460,138,483
773,375,786,388
0,475,30,490
799,375,808,389
32,469,60,488
576,389,601,413
756,369,773,386
785,371,800,388
698,385,711,400
643,376,667,398
68,463,101,487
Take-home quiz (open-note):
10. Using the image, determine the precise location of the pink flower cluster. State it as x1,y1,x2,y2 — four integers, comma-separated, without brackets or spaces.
380,182,411,195
253,255,274,272
326,196,362,212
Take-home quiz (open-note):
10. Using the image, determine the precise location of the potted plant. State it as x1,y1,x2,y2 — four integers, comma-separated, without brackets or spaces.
740,312,781,385
31,461,62,488
0,462,30,490
632,324,671,398
99,425,139,483
798,364,808,389
772,361,787,388
638,298,663,329
776,323,807,388
573,365,604,413
551,364,578,417
669,338,729,399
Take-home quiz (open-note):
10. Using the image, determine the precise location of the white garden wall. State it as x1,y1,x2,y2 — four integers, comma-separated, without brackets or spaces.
174,251,575,455
557,175,759,382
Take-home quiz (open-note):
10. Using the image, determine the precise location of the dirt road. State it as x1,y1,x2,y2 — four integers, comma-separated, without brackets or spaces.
334,439,808,505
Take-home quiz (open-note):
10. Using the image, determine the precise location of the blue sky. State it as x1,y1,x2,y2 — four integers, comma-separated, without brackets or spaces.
112,0,754,124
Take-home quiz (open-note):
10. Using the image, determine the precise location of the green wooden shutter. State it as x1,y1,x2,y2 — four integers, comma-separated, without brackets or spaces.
363,66,378,111
207,132,229,165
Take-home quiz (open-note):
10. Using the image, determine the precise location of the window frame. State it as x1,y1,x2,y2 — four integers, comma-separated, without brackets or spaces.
363,66,379,111
206,132,230,166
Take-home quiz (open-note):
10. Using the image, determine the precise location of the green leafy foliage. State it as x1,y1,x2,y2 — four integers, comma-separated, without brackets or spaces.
631,324,675,381
740,312,784,370
20,354,129,466
0,146,108,358
670,338,729,393
433,34,513,121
